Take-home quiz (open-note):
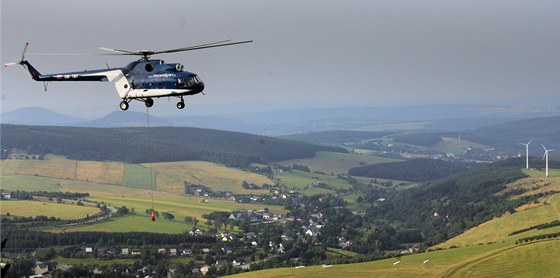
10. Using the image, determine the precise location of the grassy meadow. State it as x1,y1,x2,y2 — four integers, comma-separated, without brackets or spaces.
0,156,273,196
1,156,286,234
431,137,488,155
231,240,560,278
0,200,100,220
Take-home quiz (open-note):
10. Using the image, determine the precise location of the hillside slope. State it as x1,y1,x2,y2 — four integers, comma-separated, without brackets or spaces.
0,124,346,166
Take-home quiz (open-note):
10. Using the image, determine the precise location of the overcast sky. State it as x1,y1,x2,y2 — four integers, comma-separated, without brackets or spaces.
1,0,559,117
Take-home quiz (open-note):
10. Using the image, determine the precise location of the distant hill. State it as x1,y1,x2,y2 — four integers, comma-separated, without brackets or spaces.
280,130,392,144
0,124,347,166
3,104,557,135
82,111,173,127
0,107,84,126
464,116,560,154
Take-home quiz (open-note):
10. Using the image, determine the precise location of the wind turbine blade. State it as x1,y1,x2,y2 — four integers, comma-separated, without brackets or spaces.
542,144,548,151
528,138,534,145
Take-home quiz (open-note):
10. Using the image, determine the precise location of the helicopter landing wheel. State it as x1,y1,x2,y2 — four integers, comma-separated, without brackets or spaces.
145,98,154,108
177,101,185,109
120,101,129,111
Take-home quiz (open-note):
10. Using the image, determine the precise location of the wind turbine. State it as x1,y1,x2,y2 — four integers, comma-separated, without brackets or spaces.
520,138,533,169
542,144,555,177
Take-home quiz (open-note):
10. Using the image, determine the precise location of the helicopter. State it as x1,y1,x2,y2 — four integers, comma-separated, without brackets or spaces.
4,40,252,110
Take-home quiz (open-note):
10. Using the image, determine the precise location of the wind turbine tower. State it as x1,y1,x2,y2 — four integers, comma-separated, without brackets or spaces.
520,138,533,169
542,144,555,178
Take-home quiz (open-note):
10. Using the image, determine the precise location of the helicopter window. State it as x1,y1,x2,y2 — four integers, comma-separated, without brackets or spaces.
177,78,186,87
145,64,154,72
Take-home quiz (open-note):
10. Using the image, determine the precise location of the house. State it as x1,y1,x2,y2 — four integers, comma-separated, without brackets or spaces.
130,249,142,255
0,191,11,199
189,228,202,236
108,247,119,255
34,261,49,275
158,248,166,254
121,248,129,255
250,241,258,248
245,232,257,239
182,249,193,256
229,210,259,222
170,248,177,256
84,247,93,254
201,248,210,254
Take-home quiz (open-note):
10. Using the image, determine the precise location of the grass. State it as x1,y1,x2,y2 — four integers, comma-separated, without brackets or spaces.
54,256,136,266
0,200,100,220
1,156,274,196
0,175,62,192
447,240,560,277
122,164,156,189
498,169,560,198
46,214,193,234
230,240,560,278
76,160,124,185
438,191,560,249
431,137,488,155
273,170,353,196
147,161,274,195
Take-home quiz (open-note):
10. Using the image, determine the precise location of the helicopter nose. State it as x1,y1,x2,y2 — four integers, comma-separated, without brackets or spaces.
196,79,205,92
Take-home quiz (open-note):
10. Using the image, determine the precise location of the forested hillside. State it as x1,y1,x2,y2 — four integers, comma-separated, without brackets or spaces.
363,159,533,243
0,125,346,166
348,158,469,182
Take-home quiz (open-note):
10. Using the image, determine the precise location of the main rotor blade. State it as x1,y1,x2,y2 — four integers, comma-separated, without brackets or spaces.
27,52,116,56
98,47,139,55
152,40,253,55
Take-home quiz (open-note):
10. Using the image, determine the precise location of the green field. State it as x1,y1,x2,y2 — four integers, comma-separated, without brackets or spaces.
122,164,156,189
46,214,193,234
447,241,560,277
54,257,136,266
0,175,62,192
279,151,401,175
0,200,100,220
432,137,488,155
231,240,560,277
274,170,354,195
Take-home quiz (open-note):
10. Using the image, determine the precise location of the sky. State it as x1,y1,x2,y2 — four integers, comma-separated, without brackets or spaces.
1,0,560,118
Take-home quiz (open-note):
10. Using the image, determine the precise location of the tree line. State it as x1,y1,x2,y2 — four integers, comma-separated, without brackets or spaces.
348,158,469,182
0,124,346,166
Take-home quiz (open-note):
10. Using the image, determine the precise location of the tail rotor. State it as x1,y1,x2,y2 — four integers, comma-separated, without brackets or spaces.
4,42,29,68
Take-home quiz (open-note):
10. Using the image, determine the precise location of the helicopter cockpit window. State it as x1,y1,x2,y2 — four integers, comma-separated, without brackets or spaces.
145,64,154,72
177,78,186,87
